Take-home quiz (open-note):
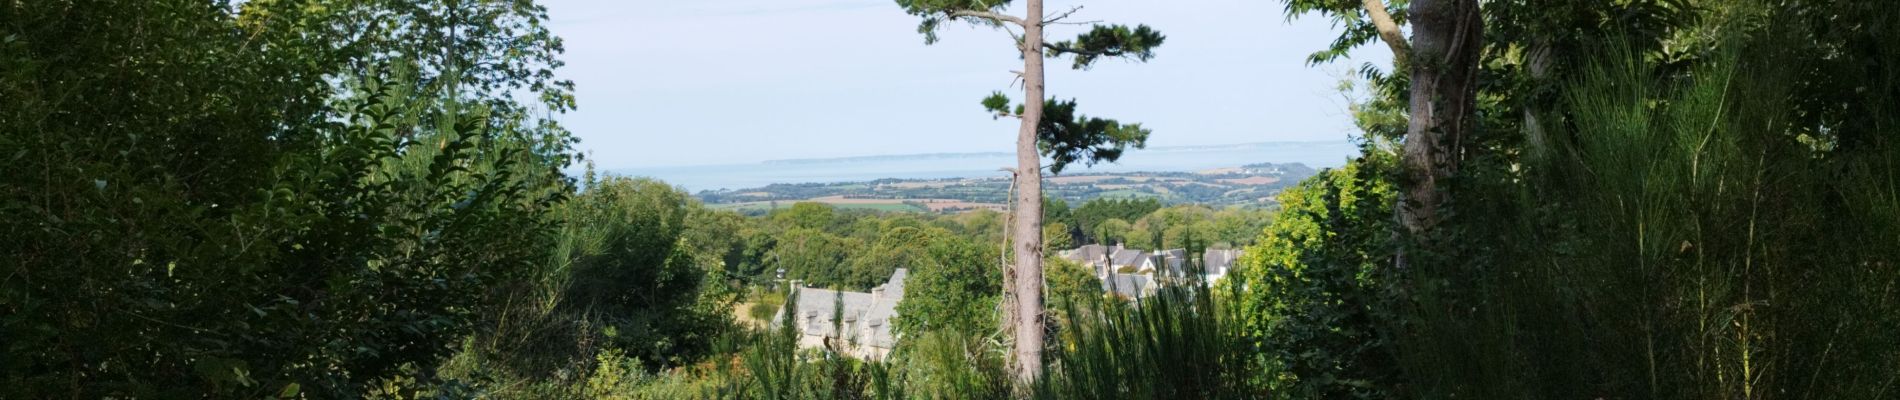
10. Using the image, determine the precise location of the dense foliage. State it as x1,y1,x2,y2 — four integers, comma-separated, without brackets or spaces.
1242,1,1900,398
7,0,1898,399
893,235,1003,337
2,0,573,396
1069,198,1160,244
1233,153,1398,398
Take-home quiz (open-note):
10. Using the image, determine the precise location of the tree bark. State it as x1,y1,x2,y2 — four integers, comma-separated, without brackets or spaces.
1522,41,1553,164
999,167,1017,369
1399,0,1482,236
1011,0,1048,387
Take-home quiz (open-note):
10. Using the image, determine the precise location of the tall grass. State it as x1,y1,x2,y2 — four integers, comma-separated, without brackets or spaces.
1037,271,1260,399
587,260,1259,399
1392,23,1900,398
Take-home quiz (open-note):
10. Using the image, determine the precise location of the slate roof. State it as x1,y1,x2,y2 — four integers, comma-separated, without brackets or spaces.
1103,273,1155,299
775,268,908,350
1156,248,1187,275
788,289,874,339
860,269,905,348
1063,244,1150,276
1110,248,1148,269
1202,249,1242,276
1062,244,1110,264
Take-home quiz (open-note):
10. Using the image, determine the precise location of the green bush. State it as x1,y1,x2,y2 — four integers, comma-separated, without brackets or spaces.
0,5,574,396
1232,155,1401,398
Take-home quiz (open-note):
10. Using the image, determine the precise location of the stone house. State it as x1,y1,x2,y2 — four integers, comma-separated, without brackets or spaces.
772,269,907,361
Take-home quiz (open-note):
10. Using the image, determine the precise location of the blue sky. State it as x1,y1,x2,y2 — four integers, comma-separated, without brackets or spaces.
541,0,1385,169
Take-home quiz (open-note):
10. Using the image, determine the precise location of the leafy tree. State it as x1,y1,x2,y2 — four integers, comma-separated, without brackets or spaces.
1260,2,1900,398
894,0,1165,381
774,202,839,231
1042,257,1102,322
558,177,730,371
1073,198,1162,244
1209,208,1273,248
1281,0,1702,269
773,228,856,289
1044,197,1080,245
1044,197,1075,228
951,209,1007,245
1282,0,1475,240
843,226,937,289
894,236,1003,337
1235,156,1400,398
0,0,576,396
1042,222,1075,252
1127,205,1220,250
1094,218,1132,247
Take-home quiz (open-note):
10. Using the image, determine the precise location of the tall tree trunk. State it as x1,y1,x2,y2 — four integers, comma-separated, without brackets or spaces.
1522,40,1553,164
999,167,1017,372
1399,0,1482,237
1011,0,1048,387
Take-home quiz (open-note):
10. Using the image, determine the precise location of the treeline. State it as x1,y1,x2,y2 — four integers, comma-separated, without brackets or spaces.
1053,197,1270,250
735,202,1007,291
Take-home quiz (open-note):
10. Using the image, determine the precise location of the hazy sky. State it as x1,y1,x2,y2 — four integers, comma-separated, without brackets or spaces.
541,0,1385,169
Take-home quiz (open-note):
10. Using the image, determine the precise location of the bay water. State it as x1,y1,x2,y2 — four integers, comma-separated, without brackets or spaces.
611,141,1359,192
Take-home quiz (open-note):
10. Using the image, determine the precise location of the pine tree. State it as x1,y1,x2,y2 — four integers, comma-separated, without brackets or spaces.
894,0,1164,386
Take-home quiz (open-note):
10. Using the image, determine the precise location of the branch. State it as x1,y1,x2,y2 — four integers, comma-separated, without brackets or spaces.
1362,0,1409,64
949,9,1025,27
1002,24,1024,48
1042,42,1104,56
1048,42,1094,54
1043,5,1084,24
1048,19,1103,26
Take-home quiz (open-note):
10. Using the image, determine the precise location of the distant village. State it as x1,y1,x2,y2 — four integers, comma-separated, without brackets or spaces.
775,245,1243,360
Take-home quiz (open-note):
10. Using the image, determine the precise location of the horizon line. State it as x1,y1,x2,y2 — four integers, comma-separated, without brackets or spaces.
607,139,1355,170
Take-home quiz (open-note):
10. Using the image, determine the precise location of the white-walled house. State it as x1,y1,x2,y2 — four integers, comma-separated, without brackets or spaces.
1201,248,1242,284
1060,244,1150,280
1060,245,1246,299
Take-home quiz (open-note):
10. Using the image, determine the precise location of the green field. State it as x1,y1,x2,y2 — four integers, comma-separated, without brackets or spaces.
834,203,925,212
710,201,925,213
1094,189,1164,200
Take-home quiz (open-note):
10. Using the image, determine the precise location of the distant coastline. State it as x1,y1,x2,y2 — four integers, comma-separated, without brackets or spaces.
758,140,1352,165
611,140,1357,191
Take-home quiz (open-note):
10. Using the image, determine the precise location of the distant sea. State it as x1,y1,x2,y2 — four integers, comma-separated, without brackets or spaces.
610,141,1360,192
